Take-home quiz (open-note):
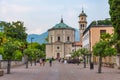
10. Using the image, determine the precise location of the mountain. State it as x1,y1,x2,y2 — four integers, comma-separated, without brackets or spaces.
27,32,48,44
27,29,80,44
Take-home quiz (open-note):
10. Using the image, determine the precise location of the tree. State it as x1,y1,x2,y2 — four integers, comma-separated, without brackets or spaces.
109,0,120,68
13,50,23,60
0,32,6,46
79,48,89,68
93,33,116,73
3,40,19,74
71,48,89,68
4,21,27,42
23,48,34,68
71,50,81,58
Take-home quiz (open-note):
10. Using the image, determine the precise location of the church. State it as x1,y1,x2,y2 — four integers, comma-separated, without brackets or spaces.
46,18,75,59
46,10,87,59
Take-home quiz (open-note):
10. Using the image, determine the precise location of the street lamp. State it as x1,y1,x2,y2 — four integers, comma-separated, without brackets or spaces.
30,37,34,66
31,37,34,48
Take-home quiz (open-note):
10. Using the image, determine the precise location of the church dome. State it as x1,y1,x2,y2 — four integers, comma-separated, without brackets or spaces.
49,18,74,30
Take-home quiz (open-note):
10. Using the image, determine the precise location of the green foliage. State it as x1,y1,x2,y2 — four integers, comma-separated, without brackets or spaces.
79,48,89,55
0,32,6,46
23,48,45,60
37,50,45,58
100,33,111,41
13,50,23,60
23,48,34,57
3,21,27,41
93,41,108,57
104,47,116,56
0,47,4,58
3,41,18,60
109,0,120,53
71,48,89,58
90,19,112,26
93,33,117,57
71,50,81,58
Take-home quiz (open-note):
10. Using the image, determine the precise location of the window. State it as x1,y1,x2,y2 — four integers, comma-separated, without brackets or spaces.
58,36,60,41
67,36,70,41
57,46,60,49
100,30,106,38
81,24,83,27
81,17,83,20
51,37,52,43
100,30,106,34
82,24,84,27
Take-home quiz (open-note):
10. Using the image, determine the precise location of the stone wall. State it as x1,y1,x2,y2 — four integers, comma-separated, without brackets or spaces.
0,61,23,69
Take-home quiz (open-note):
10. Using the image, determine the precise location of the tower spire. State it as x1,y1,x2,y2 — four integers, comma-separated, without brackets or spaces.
61,15,63,23
82,6,84,13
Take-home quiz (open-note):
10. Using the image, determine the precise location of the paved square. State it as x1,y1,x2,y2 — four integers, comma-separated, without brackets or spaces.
0,61,120,80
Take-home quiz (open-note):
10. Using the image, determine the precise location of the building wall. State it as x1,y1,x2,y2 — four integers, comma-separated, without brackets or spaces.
90,26,114,51
83,31,90,50
89,26,114,63
49,29,75,43
46,44,53,58
46,29,75,59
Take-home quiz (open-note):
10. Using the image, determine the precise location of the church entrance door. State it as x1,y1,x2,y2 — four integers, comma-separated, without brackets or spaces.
57,53,60,59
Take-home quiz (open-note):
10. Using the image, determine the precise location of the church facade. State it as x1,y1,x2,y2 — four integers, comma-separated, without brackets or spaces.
46,18,75,59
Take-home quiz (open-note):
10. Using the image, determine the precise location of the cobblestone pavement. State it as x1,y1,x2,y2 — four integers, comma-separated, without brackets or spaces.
0,61,120,80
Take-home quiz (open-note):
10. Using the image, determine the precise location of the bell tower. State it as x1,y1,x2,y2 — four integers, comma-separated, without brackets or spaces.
78,9,87,44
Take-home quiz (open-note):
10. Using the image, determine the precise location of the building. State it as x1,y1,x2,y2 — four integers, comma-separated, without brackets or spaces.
82,21,113,51
46,18,75,59
73,42,82,52
78,9,115,65
82,21,114,63
78,9,87,44
0,21,4,32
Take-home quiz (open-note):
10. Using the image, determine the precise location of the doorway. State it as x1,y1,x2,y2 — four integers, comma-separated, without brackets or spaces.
57,53,60,59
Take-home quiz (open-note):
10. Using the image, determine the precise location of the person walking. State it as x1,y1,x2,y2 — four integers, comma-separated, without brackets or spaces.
42,58,45,66
39,59,42,66
49,58,52,67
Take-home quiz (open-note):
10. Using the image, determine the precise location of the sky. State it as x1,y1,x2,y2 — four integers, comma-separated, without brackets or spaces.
0,0,110,34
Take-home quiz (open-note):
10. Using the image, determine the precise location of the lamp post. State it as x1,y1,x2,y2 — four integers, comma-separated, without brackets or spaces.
30,37,34,66
64,43,65,58
89,51,94,69
31,37,34,48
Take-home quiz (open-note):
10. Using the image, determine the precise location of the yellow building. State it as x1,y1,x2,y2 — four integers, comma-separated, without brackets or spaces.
78,10,115,66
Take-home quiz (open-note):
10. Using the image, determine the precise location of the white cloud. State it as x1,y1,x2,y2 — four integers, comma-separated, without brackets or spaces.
0,0,110,34
0,3,34,14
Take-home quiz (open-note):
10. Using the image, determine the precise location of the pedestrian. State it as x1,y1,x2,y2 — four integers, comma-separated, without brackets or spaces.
49,58,52,67
62,58,64,63
42,58,45,66
58,58,61,62
39,59,42,66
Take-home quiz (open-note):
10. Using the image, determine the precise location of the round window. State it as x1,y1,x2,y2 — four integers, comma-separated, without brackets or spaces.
57,46,59,49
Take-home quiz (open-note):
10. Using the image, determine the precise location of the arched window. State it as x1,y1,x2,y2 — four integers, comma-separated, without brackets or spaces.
67,36,70,41
83,24,84,29
51,37,52,43
58,36,60,41
57,46,60,49
81,24,83,27
83,24,84,27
